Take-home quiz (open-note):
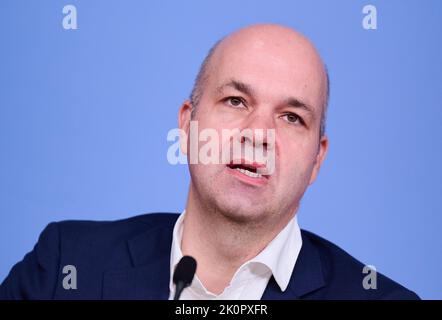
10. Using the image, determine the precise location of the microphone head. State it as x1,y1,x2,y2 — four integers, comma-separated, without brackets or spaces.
173,255,197,287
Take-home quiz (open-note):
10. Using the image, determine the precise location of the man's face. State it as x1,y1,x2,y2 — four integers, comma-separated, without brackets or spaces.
180,32,328,225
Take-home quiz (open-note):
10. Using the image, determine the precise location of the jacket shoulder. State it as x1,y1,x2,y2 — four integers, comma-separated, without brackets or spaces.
53,212,180,265
55,212,179,238
0,213,179,299
301,229,420,300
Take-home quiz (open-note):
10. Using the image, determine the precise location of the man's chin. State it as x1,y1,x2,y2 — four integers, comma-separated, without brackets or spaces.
215,201,270,224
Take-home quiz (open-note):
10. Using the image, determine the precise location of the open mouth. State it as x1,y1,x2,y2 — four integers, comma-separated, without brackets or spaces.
226,163,269,179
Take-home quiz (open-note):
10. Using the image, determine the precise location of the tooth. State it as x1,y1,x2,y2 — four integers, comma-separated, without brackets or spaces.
235,167,262,178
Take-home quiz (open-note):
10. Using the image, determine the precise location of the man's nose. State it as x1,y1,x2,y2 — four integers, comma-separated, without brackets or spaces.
238,110,275,150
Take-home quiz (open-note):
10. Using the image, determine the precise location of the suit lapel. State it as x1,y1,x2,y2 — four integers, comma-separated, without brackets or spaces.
261,230,326,300
103,222,175,300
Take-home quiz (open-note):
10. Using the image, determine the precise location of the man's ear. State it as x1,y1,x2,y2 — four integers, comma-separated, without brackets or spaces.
309,135,329,185
178,100,193,155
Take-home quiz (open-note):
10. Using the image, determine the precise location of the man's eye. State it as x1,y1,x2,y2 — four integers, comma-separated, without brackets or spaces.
282,113,302,125
225,96,246,108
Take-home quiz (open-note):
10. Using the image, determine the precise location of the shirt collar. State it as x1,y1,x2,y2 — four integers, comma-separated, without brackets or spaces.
169,211,189,294
169,210,303,293
249,214,302,291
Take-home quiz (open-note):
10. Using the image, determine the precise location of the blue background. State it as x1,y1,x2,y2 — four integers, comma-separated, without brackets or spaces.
0,0,441,299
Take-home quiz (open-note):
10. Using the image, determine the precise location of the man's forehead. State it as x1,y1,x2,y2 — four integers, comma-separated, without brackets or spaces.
209,53,324,112
211,37,324,96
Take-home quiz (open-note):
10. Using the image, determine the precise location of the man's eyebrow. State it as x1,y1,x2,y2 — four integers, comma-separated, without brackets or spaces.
216,79,255,97
284,97,316,118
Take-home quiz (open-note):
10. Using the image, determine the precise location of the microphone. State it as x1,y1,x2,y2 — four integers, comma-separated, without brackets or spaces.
173,255,197,300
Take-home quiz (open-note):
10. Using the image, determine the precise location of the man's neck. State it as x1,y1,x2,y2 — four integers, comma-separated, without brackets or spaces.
180,187,295,295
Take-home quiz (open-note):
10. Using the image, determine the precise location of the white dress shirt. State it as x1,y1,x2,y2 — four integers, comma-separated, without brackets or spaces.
168,211,303,300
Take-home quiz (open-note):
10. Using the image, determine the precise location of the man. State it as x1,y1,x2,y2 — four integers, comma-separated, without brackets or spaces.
0,24,419,299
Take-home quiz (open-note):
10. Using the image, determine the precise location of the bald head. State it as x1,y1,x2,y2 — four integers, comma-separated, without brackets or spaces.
190,24,329,136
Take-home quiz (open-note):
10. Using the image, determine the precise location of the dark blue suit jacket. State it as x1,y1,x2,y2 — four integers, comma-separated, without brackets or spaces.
0,213,419,299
